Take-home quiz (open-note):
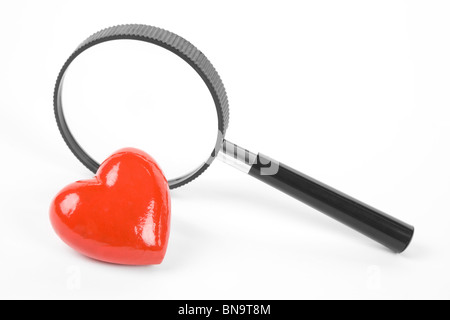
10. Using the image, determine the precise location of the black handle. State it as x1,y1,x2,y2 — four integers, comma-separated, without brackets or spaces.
249,154,414,253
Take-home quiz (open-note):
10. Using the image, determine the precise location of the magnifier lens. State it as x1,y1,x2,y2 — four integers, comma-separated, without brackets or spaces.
62,40,219,181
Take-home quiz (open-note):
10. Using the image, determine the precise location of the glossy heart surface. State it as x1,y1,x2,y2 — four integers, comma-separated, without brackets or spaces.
50,148,171,265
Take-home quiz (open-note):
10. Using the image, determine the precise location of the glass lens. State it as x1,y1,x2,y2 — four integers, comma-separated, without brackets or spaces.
62,40,219,180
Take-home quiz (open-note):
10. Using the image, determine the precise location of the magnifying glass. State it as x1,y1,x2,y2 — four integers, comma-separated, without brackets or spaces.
54,24,414,253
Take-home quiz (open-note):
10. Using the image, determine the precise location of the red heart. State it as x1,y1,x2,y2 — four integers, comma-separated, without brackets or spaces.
50,148,171,265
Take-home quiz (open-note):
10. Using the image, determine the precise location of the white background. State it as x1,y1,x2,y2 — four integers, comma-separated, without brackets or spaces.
0,0,449,300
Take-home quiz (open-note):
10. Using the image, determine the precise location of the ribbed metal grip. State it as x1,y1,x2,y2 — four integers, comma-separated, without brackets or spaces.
54,24,229,189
